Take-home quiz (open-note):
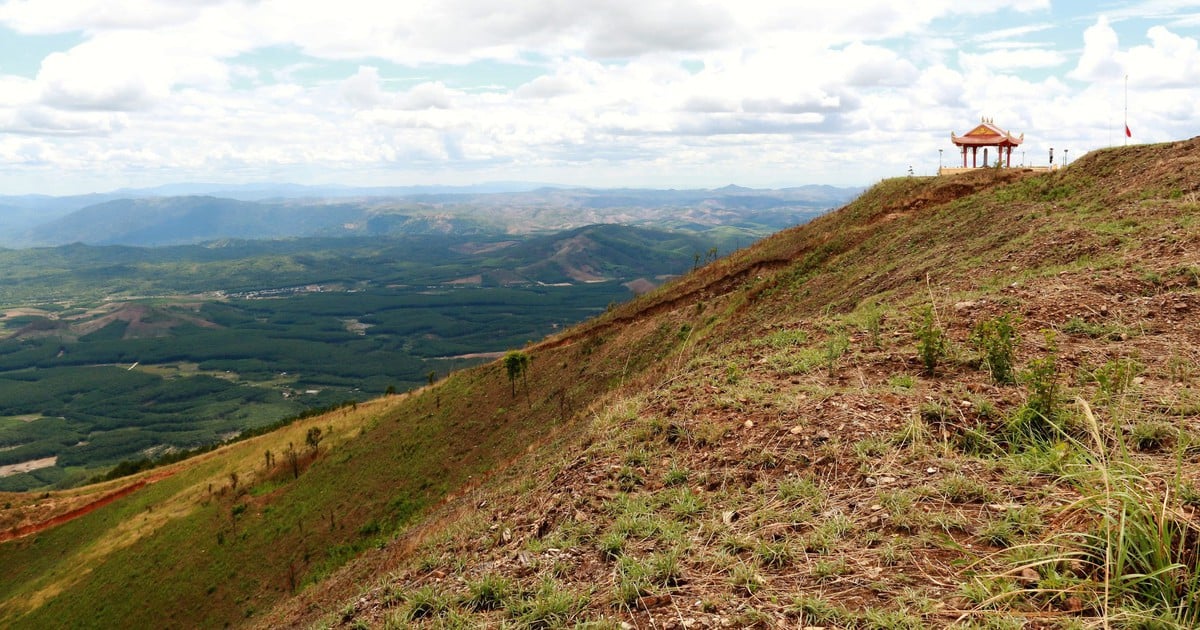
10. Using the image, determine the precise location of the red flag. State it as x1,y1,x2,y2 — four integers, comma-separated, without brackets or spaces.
1125,124,1132,138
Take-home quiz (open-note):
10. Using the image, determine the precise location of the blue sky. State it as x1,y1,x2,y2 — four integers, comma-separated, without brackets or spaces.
0,1,1197,194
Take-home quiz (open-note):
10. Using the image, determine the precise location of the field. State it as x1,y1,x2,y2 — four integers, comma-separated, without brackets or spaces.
0,226,735,490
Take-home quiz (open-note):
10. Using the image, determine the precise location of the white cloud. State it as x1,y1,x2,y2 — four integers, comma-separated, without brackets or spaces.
1070,16,1124,81
0,1,1196,193
1126,25,1200,87
973,23,1055,43
1070,17,1200,87
340,66,384,108
959,48,1067,72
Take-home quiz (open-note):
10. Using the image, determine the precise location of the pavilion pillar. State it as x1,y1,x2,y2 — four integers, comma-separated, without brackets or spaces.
962,146,967,167
972,147,977,168
1006,146,1012,167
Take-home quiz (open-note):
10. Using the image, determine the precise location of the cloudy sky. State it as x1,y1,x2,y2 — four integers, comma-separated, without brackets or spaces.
0,1,1197,195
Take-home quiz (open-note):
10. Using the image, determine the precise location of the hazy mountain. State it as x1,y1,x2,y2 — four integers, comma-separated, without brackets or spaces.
5,184,863,247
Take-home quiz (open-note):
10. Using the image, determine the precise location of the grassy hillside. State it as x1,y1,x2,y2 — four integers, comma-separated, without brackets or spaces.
4,138,1200,629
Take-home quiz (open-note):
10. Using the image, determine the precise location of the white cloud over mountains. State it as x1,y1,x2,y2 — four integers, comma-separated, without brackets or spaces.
0,1,1196,193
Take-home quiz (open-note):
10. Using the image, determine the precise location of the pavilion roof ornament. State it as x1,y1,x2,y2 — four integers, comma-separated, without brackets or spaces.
951,118,1024,147
945,117,1024,170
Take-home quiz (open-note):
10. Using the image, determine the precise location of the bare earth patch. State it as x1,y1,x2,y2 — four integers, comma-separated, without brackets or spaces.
0,456,57,478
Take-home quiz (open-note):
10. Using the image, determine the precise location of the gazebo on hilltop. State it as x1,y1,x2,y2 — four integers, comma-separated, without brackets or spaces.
950,118,1024,169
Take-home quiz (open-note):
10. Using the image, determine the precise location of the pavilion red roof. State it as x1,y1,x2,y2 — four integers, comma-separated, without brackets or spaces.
951,119,1023,147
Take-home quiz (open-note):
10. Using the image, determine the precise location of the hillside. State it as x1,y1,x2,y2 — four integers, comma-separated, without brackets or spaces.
3,139,1200,628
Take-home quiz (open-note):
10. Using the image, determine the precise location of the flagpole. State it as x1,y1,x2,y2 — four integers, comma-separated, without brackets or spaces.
1124,74,1128,146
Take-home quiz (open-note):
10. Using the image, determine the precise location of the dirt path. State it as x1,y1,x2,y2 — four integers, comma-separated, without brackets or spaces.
0,470,172,544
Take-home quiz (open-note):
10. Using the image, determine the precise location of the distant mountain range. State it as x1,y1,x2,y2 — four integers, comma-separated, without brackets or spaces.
0,183,863,248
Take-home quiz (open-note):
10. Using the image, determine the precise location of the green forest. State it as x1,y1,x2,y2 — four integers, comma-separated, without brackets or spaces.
0,225,736,490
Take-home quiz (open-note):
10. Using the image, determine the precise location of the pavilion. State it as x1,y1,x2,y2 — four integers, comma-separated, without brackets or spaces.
950,118,1024,169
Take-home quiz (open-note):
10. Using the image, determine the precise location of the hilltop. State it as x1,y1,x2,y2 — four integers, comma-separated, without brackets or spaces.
2,138,1200,629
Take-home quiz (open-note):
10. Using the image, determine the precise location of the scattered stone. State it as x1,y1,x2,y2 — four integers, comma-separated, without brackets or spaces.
865,477,877,486
953,301,976,311
1018,567,1039,585
502,528,512,543
789,426,803,435
1133,376,1146,385
620,623,635,630
814,430,831,443
1100,304,1109,315
926,467,938,474
722,510,739,525
870,504,882,511
743,420,754,429
430,569,446,579
879,476,896,484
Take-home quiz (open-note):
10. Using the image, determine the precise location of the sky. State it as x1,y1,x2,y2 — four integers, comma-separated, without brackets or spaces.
0,1,1198,195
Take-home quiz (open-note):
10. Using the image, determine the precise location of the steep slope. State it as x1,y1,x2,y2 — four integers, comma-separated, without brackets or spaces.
2,138,1199,629
266,139,1200,628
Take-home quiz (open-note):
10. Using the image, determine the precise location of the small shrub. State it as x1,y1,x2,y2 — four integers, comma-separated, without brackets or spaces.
824,328,850,376
730,563,765,595
935,473,997,503
914,305,947,376
509,579,587,627
754,540,794,569
959,576,1020,609
892,415,932,449
616,466,643,492
854,436,890,458
406,585,450,620
979,505,1043,547
1087,357,1144,400
663,466,689,487
777,475,822,504
463,574,512,611
1009,334,1062,444
812,557,849,581
598,531,625,561
862,302,884,347
790,594,843,624
759,328,808,348
1131,420,1174,452
669,488,706,521
971,314,1020,384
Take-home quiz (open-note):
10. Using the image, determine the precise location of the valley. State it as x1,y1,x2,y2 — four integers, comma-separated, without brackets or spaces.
3,139,1197,628
0,191,863,492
